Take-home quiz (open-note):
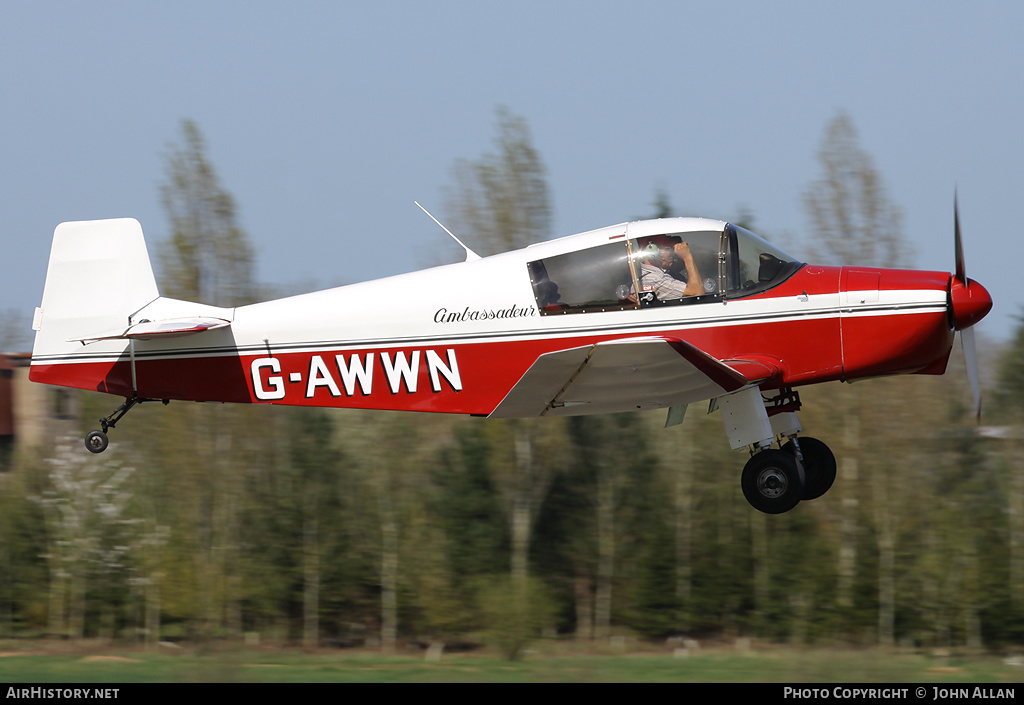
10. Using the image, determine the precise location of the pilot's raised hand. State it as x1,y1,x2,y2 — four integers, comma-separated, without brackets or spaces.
673,242,695,262
674,242,704,297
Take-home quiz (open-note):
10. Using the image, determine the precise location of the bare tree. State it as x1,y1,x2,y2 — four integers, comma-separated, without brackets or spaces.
0,310,29,352
803,111,912,269
31,440,137,639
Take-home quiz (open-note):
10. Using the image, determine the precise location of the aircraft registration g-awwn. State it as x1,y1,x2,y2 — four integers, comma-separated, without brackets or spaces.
30,208,992,514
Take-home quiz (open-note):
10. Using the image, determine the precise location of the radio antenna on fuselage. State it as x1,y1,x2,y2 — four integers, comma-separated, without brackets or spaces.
415,201,481,262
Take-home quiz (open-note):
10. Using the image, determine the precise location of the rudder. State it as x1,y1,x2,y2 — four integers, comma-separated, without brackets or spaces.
30,219,160,389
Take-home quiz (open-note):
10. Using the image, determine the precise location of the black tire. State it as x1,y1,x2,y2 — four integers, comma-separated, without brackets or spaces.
783,437,836,501
85,430,109,454
741,449,804,514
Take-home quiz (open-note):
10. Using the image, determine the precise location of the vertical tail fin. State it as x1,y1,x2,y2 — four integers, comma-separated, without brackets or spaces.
30,219,159,391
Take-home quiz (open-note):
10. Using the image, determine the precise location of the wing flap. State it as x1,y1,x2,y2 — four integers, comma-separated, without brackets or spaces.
489,336,754,418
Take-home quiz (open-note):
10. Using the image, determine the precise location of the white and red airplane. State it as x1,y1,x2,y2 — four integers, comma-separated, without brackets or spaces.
29,208,991,514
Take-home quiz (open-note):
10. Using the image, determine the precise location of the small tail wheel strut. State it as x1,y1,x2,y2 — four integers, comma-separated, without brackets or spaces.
83,395,167,453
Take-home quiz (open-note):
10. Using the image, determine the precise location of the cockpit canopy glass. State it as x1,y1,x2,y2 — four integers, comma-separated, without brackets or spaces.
527,224,801,315
630,231,722,305
527,241,636,315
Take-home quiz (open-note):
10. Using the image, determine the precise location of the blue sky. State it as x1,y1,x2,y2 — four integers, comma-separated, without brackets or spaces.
2,1,1021,349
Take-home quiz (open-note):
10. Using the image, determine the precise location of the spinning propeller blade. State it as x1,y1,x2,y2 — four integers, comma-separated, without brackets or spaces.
962,325,981,422
948,195,992,422
954,193,966,284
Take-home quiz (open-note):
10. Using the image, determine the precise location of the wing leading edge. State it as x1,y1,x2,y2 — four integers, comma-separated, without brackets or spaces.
489,337,778,419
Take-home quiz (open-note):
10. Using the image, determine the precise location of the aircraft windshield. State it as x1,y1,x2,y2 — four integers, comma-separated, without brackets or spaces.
724,225,802,297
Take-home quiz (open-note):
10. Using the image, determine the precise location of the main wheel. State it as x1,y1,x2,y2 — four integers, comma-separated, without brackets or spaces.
85,430,109,454
741,449,804,514
783,437,836,501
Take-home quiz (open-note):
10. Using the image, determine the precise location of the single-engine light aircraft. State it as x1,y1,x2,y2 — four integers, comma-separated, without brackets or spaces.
29,206,992,514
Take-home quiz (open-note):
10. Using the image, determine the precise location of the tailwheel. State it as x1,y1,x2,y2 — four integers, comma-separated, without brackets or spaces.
85,430,109,454
82,395,168,453
741,449,805,514
783,436,836,501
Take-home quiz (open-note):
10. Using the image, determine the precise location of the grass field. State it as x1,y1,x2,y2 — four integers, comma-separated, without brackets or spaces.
1,640,1021,683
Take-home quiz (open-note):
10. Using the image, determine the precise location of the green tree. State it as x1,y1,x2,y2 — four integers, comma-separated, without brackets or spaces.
159,119,255,306
802,111,914,645
0,464,50,636
443,107,559,578
141,119,263,641
439,107,562,653
240,406,346,647
478,573,555,660
993,312,1024,423
431,423,508,581
337,410,432,652
991,313,1024,635
427,422,509,636
445,106,552,256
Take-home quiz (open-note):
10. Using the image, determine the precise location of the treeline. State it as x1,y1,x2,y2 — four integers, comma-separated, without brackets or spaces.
1,346,1023,654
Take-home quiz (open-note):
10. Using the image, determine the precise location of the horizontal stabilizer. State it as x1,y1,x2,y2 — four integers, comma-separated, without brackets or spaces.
69,316,232,344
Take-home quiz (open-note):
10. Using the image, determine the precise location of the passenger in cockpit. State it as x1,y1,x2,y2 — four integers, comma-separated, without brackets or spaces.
636,234,704,300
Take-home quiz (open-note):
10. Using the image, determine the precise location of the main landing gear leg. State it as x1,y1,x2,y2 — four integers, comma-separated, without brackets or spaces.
782,436,836,501
84,395,168,454
715,387,836,514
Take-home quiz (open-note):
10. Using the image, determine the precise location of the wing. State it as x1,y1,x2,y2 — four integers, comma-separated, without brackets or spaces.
489,336,778,418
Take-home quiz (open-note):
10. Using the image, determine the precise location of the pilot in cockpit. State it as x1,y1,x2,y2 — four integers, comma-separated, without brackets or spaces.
635,234,704,301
